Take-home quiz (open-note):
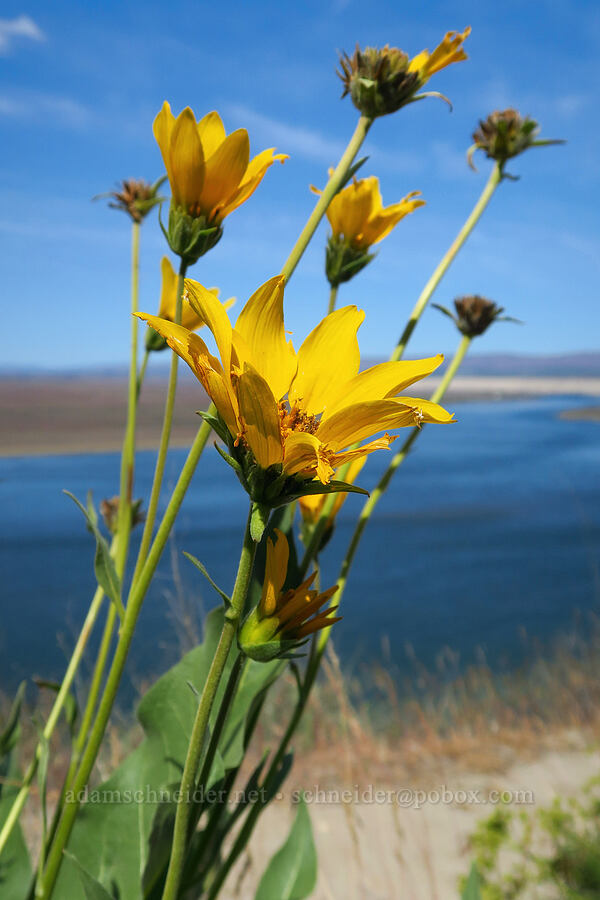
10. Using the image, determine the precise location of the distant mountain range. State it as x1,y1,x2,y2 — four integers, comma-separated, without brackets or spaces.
2,352,600,379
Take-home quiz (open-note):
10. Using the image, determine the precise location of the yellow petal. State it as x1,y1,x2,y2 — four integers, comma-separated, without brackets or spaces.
331,436,393,467
394,396,456,424
408,27,471,80
289,306,364,415
196,110,226,158
323,355,443,419
316,398,441,449
153,101,175,185
185,278,234,377
261,528,289,616
198,129,250,219
158,256,179,320
327,177,379,241
219,149,288,219
233,275,297,400
236,364,283,469
283,432,335,483
359,192,426,247
169,108,205,210
135,312,239,434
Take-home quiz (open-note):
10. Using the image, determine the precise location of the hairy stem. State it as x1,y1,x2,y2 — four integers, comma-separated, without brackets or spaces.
391,163,501,361
161,512,257,900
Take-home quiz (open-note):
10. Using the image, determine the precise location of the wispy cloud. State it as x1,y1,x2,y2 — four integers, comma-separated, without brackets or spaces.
0,15,45,54
225,104,346,163
0,90,91,128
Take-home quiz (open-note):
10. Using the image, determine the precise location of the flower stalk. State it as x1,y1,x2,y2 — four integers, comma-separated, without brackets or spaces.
391,161,501,361
280,115,372,280
161,508,259,900
131,262,187,584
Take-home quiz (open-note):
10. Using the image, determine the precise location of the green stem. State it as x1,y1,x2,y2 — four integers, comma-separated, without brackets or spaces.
62,336,152,803
391,163,501,361
209,336,472,898
37,419,214,897
327,284,339,316
161,511,258,900
280,116,372,281
115,221,140,552
136,348,150,400
317,333,472,654
0,581,107,861
61,602,117,799
131,261,187,586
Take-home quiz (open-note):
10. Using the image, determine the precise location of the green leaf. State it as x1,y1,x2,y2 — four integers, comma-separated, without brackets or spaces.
461,863,482,899
255,796,317,900
195,409,230,444
285,479,368,503
0,681,25,761
54,607,282,899
64,852,115,899
336,155,369,193
34,679,78,735
34,727,50,893
183,552,231,606
64,491,124,620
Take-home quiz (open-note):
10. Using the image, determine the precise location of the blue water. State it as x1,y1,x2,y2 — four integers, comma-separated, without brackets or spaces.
1,397,599,696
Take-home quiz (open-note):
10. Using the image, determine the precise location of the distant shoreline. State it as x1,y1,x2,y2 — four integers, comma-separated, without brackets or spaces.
2,376,599,458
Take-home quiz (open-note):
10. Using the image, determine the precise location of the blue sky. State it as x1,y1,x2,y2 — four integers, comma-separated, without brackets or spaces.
0,0,598,369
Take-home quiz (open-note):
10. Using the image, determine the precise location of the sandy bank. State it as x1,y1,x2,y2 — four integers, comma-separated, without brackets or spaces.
2,375,599,457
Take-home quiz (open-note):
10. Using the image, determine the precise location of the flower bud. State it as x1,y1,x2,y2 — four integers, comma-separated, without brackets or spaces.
434,295,519,338
95,177,166,223
468,109,564,170
239,530,340,662
162,205,223,267
100,496,144,535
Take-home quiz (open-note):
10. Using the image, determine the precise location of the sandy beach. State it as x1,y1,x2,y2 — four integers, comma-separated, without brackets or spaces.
2,375,599,457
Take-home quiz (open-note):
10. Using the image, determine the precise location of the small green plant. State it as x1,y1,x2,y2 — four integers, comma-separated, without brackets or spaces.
460,777,600,899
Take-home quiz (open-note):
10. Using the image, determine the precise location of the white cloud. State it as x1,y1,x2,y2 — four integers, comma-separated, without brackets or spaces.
225,104,346,164
0,90,90,127
0,15,45,54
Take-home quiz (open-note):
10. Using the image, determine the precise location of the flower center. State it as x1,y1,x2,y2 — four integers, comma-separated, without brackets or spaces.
277,401,320,438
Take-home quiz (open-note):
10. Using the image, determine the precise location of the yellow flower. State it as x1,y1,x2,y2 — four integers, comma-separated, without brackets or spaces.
136,276,453,496
153,102,287,222
315,176,425,251
407,28,472,85
338,29,471,117
239,529,340,661
157,257,234,332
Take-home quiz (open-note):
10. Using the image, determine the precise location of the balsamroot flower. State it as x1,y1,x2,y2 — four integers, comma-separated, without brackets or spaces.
312,175,425,286
146,257,235,352
239,529,340,661
337,28,471,118
136,276,453,510
154,103,287,263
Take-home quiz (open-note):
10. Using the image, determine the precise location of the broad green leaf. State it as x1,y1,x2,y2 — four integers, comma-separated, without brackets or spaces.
0,683,32,898
255,797,317,900
64,852,114,899
461,863,482,899
64,491,124,620
53,607,282,899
